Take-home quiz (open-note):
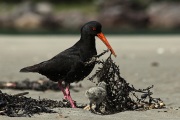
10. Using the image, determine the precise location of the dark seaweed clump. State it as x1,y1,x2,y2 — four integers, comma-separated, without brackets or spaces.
88,51,165,114
0,90,84,117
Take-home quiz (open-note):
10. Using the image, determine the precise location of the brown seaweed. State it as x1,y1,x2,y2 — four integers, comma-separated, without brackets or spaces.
87,53,165,114
0,90,85,117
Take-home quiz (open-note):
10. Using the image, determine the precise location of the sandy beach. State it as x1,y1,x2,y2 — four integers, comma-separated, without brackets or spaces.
0,35,180,120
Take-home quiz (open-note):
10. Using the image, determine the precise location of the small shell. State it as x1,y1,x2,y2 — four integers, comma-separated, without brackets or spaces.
143,104,150,109
159,102,165,108
154,104,160,108
149,103,155,109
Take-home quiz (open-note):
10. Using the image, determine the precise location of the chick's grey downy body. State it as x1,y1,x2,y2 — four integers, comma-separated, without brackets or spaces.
85,82,107,110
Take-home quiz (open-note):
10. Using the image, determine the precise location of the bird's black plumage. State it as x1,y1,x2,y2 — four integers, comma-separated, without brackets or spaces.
20,21,103,83
20,21,116,108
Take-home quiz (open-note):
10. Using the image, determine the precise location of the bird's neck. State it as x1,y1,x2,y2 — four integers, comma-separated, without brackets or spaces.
74,33,96,52
74,34,97,60
79,34,96,48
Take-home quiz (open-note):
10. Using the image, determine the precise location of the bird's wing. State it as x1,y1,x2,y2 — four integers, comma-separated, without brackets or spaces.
20,47,83,76
38,47,83,74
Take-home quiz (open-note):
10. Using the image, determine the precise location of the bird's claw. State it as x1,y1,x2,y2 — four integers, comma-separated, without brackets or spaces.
84,104,102,115
84,105,91,110
83,104,96,111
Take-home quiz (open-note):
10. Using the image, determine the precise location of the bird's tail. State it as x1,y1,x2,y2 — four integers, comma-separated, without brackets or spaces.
20,65,39,72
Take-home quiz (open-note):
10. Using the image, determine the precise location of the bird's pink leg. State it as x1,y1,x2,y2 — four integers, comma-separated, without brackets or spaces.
58,81,68,100
65,85,76,108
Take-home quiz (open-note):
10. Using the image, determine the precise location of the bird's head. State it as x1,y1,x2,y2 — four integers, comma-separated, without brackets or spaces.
81,21,116,57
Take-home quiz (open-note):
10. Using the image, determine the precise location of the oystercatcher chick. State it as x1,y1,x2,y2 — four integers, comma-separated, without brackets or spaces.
20,21,116,108
85,82,107,112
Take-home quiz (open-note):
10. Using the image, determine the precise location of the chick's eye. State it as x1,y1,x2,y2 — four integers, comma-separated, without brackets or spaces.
92,27,96,31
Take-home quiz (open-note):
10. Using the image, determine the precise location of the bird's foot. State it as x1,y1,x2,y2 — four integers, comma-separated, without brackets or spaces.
62,98,76,108
83,104,96,111
68,97,77,108
71,103,76,108
64,96,68,100
84,105,91,110
84,104,106,115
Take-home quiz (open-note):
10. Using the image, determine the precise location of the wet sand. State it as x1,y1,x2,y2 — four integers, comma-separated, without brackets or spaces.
0,35,180,120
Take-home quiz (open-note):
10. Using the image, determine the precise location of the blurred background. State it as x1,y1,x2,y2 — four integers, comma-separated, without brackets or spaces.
0,0,180,34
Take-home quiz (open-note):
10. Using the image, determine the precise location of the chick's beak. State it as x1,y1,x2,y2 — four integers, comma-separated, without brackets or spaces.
97,32,116,57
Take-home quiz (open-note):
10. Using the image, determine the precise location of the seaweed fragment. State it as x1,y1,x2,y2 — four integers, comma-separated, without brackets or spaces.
0,90,85,117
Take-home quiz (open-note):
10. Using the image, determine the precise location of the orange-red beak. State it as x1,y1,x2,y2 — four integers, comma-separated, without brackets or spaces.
97,32,116,57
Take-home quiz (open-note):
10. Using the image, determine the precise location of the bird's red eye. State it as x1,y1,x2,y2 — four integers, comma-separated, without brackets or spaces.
92,27,96,31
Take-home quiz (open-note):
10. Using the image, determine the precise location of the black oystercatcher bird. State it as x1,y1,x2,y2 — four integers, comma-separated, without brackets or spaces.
20,21,116,108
